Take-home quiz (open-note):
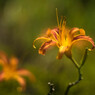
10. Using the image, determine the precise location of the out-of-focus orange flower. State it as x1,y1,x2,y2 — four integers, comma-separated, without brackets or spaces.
33,12,95,59
0,52,35,90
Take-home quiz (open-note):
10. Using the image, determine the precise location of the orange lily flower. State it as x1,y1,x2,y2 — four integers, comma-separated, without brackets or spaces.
33,13,95,59
0,52,35,90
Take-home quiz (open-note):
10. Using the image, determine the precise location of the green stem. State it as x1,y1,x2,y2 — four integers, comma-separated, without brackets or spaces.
65,57,81,95
70,57,80,69
80,48,88,68
65,49,88,95
65,68,82,95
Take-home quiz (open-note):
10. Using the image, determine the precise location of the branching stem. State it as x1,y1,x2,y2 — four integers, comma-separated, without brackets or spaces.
65,67,82,95
65,49,88,95
70,57,80,69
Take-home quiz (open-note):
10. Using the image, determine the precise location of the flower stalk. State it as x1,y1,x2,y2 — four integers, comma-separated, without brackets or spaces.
65,48,88,95
70,57,80,69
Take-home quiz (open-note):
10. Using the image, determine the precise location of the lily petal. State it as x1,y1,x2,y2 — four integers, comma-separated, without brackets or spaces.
51,29,60,43
0,59,5,66
69,28,85,38
33,37,50,49
72,35,95,50
47,28,59,38
10,57,18,70
0,72,4,81
39,40,56,55
15,76,26,90
56,46,67,59
17,69,35,82
0,51,8,64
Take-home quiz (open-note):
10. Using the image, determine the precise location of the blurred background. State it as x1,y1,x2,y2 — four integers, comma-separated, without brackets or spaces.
0,0,95,95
